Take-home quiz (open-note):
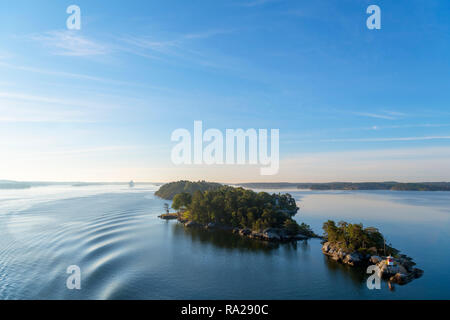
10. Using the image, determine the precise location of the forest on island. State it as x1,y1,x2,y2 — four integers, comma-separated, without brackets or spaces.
155,180,222,200
171,185,314,236
322,220,399,256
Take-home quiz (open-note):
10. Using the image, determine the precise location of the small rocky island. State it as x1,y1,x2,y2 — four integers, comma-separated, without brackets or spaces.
158,213,179,220
156,181,319,242
321,220,424,286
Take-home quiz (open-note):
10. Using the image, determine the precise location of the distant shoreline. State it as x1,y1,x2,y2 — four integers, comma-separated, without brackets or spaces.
0,180,162,190
1,180,450,191
237,182,450,191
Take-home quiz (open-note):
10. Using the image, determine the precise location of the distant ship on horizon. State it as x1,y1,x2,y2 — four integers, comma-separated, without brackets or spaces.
129,180,135,188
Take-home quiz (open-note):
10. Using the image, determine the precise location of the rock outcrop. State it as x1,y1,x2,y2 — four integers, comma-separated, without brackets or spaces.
322,242,424,285
180,221,315,242
322,242,366,266
240,227,312,242
375,258,424,285
184,221,201,228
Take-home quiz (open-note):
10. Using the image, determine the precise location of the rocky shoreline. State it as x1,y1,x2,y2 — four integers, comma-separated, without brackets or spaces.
159,215,319,242
184,219,319,242
322,241,424,285
158,213,179,220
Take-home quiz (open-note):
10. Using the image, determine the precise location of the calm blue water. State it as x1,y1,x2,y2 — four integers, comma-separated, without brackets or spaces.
0,185,449,299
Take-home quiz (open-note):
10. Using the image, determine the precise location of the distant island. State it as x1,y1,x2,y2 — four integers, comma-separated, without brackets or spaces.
157,181,318,241
238,182,450,191
321,220,423,286
0,180,31,189
0,180,141,190
155,180,223,200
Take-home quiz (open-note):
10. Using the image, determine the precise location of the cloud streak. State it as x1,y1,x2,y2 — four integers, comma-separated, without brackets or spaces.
238,0,279,7
321,136,450,143
354,112,398,120
29,31,109,56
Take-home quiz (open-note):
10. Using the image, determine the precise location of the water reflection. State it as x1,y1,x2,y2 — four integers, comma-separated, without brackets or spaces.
171,222,309,254
323,255,367,288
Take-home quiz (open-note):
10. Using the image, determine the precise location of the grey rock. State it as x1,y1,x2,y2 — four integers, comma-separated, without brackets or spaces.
184,221,201,228
239,228,251,236
369,255,382,264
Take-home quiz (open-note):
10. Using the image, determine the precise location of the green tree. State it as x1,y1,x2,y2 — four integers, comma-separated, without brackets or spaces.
284,219,301,235
172,192,192,210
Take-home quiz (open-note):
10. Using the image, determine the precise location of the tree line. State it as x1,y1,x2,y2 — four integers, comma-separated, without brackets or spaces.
322,220,398,255
172,186,313,235
155,180,222,200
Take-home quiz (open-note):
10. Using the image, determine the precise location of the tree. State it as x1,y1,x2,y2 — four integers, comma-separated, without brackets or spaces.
172,192,192,210
284,219,301,235
323,220,338,242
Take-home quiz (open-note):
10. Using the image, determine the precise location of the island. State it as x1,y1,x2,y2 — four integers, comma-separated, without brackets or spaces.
321,220,424,286
155,180,222,200
0,180,31,189
156,181,318,241
238,181,450,191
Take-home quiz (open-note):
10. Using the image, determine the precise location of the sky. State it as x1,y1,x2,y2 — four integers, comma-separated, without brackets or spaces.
0,0,449,183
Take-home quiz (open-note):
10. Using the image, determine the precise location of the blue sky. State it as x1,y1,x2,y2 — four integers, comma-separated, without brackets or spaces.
0,0,449,182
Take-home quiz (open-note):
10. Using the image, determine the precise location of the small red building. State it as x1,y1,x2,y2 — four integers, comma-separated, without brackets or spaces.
386,256,394,266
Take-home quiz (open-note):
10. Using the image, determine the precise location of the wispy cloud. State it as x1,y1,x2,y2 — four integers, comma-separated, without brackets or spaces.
117,29,239,70
370,123,450,130
321,136,450,143
354,112,398,120
17,27,240,75
238,0,279,7
0,92,82,106
0,91,114,110
0,61,170,92
184,29,234,40
335,123,450,132
119,36,180,56
120,28,233,54
382,110,406,117
0,61,112,83
29,31,109,56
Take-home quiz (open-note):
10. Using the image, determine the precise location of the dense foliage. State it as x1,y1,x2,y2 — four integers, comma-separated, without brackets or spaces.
176,186,303,232
322,220,398,255
172,192,192,210
155,180,223,200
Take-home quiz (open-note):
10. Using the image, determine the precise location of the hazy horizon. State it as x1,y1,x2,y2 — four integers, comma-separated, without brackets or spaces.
2,178,450,184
